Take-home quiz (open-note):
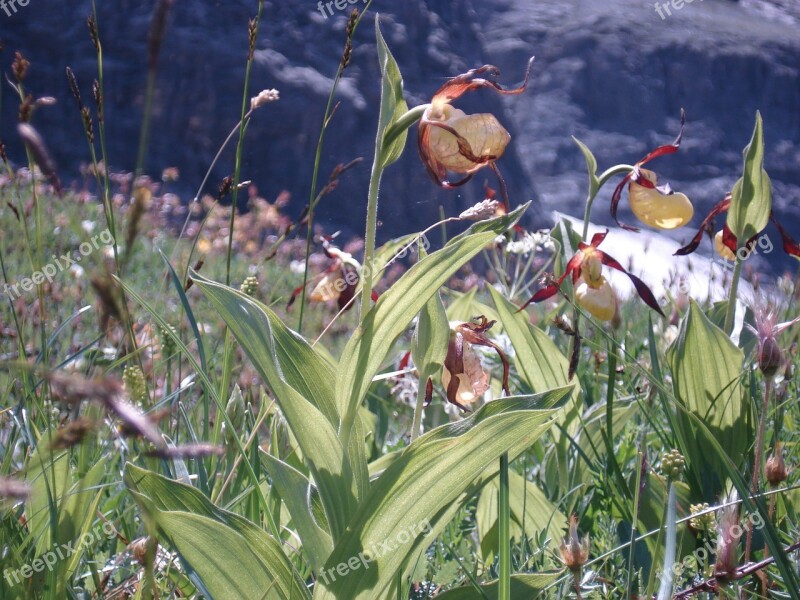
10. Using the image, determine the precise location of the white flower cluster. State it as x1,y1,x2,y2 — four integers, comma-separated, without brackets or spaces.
502,230,554,256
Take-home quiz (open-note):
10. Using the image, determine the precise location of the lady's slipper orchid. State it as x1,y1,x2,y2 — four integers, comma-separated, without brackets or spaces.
418,59,534,203
520,230,664,317
610,111,692,231
287,238,377,312
439,317,510,411
673,194,800,259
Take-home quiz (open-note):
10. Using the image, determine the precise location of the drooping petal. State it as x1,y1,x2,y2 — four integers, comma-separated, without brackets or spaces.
770,213,800,258
430,58,535,105
518,251,583,311
598,251,665,316
610,172,637,231
674,195,732,256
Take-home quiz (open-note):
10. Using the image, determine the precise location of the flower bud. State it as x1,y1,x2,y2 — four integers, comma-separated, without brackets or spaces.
240,276,259,297
758,335,782,378
766,444,788,486
659,449,685,480
123,365,148,404
714,494,741,584
688,503,715,535
559,514,590,573
159,324,177,358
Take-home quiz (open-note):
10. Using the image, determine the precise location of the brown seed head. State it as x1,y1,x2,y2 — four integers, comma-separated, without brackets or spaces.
12,51,29,82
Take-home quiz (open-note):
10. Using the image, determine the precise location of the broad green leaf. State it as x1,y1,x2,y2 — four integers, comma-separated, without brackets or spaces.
155,512,294,600
313,387,572,600
488,282,581,499
445,288,480,323
336,203,529,440
375,16,409,168
477,470,567,564
411,283,449,381
62,458,108,580
668,301,749,498
261,451,333,571
488,286,580,427
25,450,70,556
727,111,771,244
434,572,562,599
573,136,599,197
194,277,366,541
124,464,309,600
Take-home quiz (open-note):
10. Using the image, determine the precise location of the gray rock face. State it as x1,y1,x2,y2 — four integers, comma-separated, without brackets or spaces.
2,0,798,268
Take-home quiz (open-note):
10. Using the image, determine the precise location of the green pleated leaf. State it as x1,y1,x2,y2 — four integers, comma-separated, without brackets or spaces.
573,136,600,197
155,512,297,600
667,301,749,497
727,111,771,244
192,278,366,541
313,387,572,600
477,470,567,564
375,16,409,168
336,203,529,440
261,451,333,571
411,266,449,381
433,573,562,600
124,464,309,600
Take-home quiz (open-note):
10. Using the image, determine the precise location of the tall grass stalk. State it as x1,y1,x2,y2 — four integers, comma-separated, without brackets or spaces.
498,451,511,600
298,3,372,333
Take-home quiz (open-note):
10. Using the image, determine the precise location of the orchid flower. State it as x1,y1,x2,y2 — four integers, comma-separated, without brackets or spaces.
418,59,534,207
520,230,664,319
673,193,800,259
610,110,693,231
439,317,510,412
287,238,377,312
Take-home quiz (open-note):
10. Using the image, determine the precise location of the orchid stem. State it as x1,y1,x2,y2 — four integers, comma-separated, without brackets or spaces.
723,256,743,335
360,158,382,319
410,378,426,442
581,164,635,241
746,378,773,562
499,451,511,600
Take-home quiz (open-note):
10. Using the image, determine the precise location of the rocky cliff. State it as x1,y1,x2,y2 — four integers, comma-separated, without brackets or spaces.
2,0,798,268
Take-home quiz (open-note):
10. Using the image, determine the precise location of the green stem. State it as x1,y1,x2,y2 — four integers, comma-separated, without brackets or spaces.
498,451,511,600
360,157,382,318
581,164,635,241
723,257,743,335
745,378,772,562
605,334,618,478
410,376,426,441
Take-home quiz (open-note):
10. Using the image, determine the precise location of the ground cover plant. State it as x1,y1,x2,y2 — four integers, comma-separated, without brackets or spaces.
1,2,799,599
